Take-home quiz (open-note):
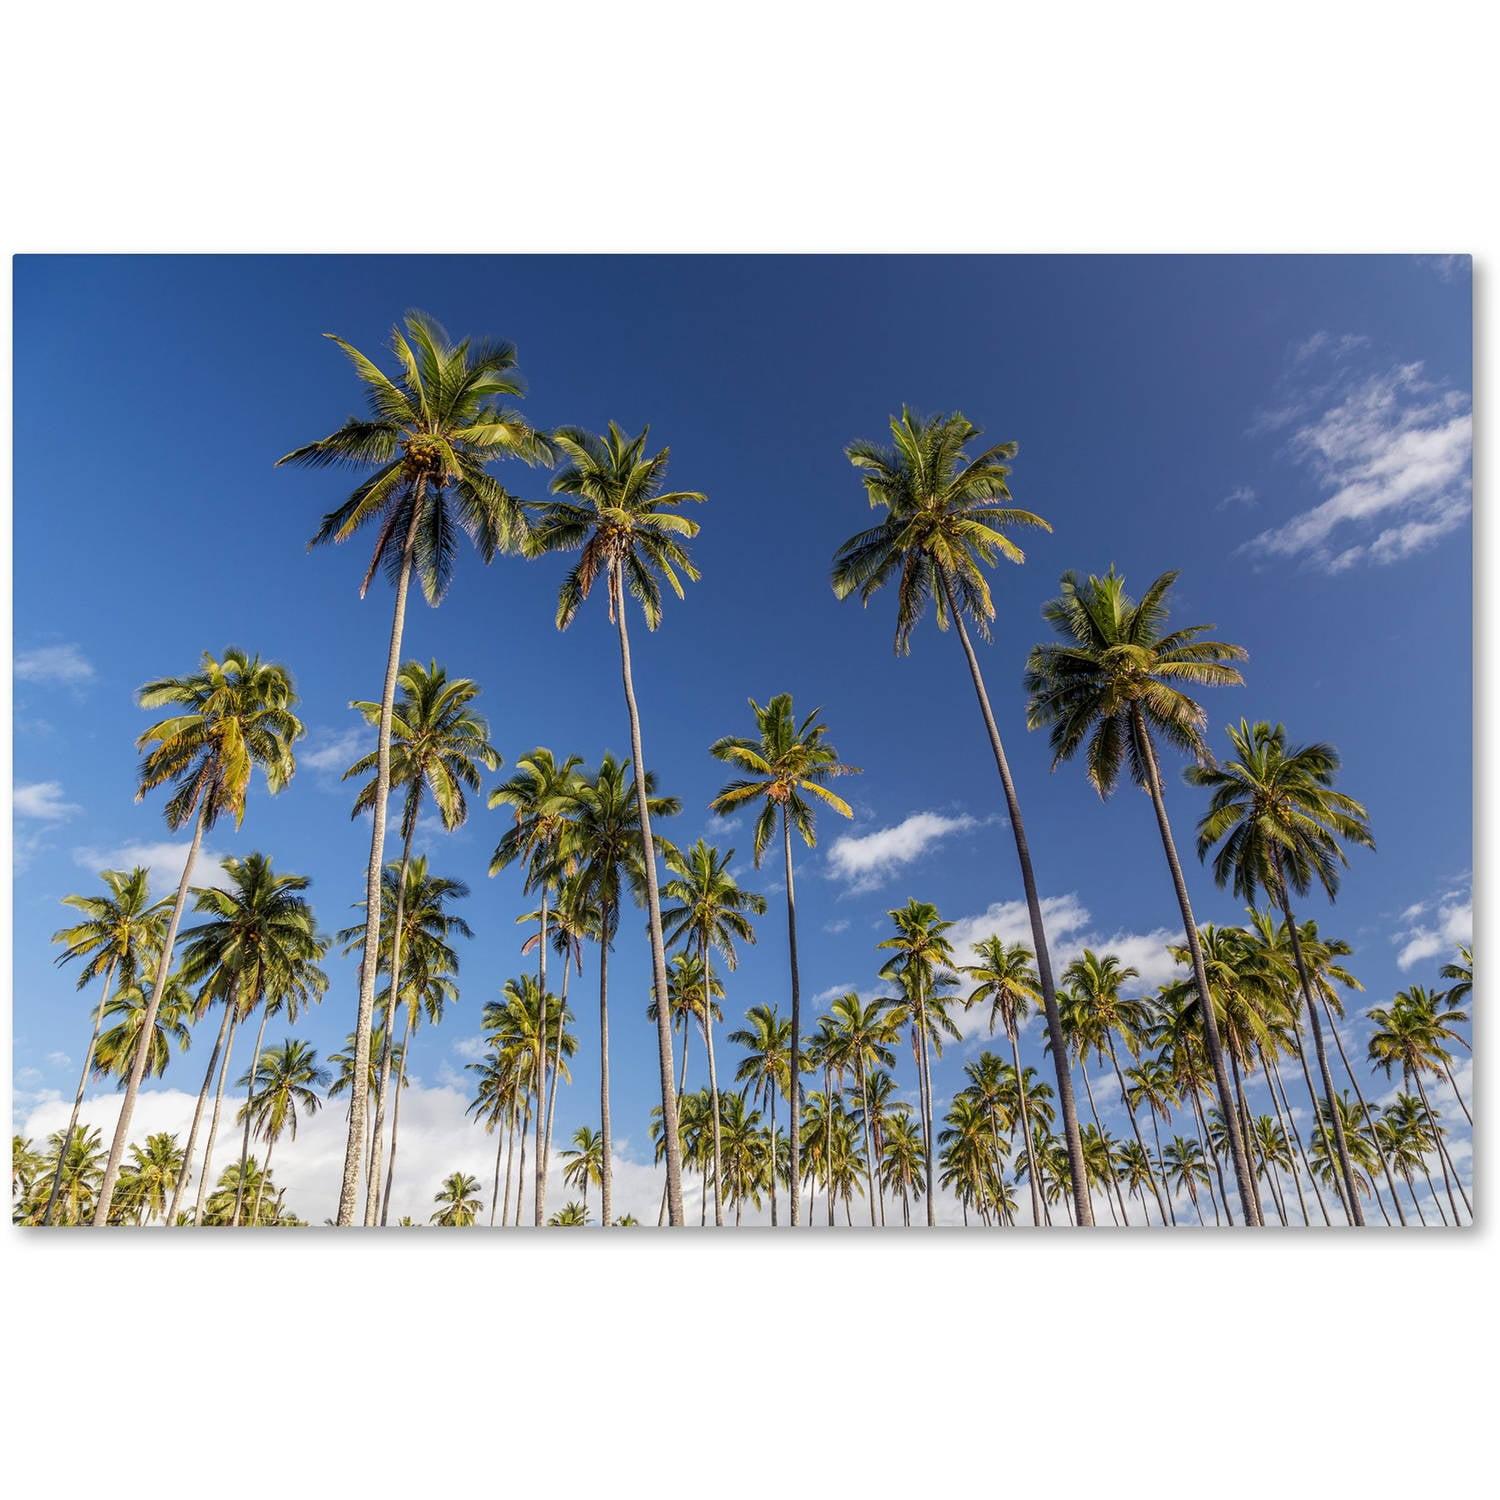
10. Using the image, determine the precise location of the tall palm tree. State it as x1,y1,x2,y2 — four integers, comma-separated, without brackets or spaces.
36,1125,106,1226
1377,1095,1444,1225
878,900,960,1224
880,1110,925,1227
560,1126,604,1225
1367,989,1472,1222
1025,566,1258,1223
431,1172,484,1227
91,976,192,1084
1188,719,1375,1223
832,410,1090,1221
825,993,901,1224
562,753,679,1226
1162,1135,1212,1225
338,857,470,1222
489,748,583,1224
44,867,169,1224
709,694,857,1225
170,854,327,1226
345,659,499,1224
1440,945,1472,1008
283,311,547,1224
94,648,302,1225
729,1003,793,1225
524,422,706,1225
116,1133,185,1226
960,937,1049,1225
662,838,766,1226
238,1038,330,1223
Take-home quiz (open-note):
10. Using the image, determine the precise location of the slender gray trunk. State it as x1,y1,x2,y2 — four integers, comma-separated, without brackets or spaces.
1078,1063,1129,1224
1260,1046,1311,1225
1105,1034,1168,1225
782,809,803,1227
379,1007,415,1225
542,948,571,1202
942,575,1090,1223
338,495,423,1225
1271,1051,1331,1225
1318,993,1406,1224
43,958,118,1226
166,995,234,1225
858,1063,879,1225
1009,1024,1045,1227
609,563,682,1223
702,935,724,1227
94,798,207,1224
598,915,613,1227
1413,1070,1470,1220
1133,713,1260,1225
194,1004,242,1224
231,1006,271,1226
533,889,549,1226
250,1133,276,1225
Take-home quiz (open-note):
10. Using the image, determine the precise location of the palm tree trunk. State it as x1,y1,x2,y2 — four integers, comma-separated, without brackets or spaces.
1287,1014,1351,1223
1270,1052,1330,1225
532,888,550,1226
1440,1058,1472,1126
914,980,936,1226
781,807,804,1228
366,810,419,1225
250,1134,276,1225
515,1103,529,1226
1413,1071,1470,1220
193,1004,243,1224
490,1115,506,1227
93,798,208,1225
1317,993,1406,1224
1281,897,1364,1224
598,915,613,1227
858,1064,879,1226
542,948,571,1203
501,1097,517,1227
231,1006,271,1226
609,564,682,1224
825,1067,836,1228
1229,1050,1272,1229
769,1092,780,1226
43,958,119,1226
1133,713,1260,1226
1145,1107,1177,1226
1260,1046,1312,1225
379,1007,415,1225
1105,1035,1168,1225
702,936,724,1227
941,573,1090,1225
1188,1091,1225,1224
337,496,423,1226
166,994,234,1225
1078,1064,1129,1225
1402,1169,1429,1226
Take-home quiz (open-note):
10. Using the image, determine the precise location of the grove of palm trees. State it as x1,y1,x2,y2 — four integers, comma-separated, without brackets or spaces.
14,310,1472,1232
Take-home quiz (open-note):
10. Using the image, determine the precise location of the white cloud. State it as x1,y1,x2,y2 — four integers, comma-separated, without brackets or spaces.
301,725,368,775
823,918,850,935
45,1051,72,1068
826,811,980,893
944,892,1183,1038
451,1035,488,1062
1418,254,1469,283
72,839,232,895
15,643,95,686
1394,888,1471,972
1217,485,1257,510
14,781,81,821
1242,357,1471,573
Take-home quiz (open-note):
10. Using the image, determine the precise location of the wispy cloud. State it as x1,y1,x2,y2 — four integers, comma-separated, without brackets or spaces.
301,725,368,776
1394,886,1471,972
822,918,850,935
1241,346,1471,573
1417,254,1470,283
826,811,980,893
1217,484,1257,511
14,781,81,821
15,643,95,688
72,839,232,893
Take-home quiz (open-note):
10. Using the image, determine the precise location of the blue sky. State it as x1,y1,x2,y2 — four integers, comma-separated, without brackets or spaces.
12,254,1472,1223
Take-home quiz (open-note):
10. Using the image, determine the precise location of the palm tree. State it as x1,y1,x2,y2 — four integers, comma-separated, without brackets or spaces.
1440,945,1472,1008
489,748,583,1224
549,1202,590,1226
339,857,470,1222
94,648,302,1226
239,1038,330,1222
880,1110,925,1227
283,310,547,1225
562,753,679,1226
1367,989,1472,1222
1025,566,1258,1224
467,1044,522,1227
729,1004,794,1225
878,900,960,1224
31,1126,106,1226
1188,719,1375,1223
346,660,499,1224
832,410,1092,1220
1377,1096,1444,1226
13,1136,46,1215
431,1172,484,1227
115,1133,185,1226
959,937,1048,1225
1123,1056,1181,1227
825,993,900,1224
44,867,170,1224
661,838,766,1226
524,422,706,1225
560,1126,605,1225
710,695,857,1225
170,854,327,1226
1162,1136,1212,1225
91,975,193,1085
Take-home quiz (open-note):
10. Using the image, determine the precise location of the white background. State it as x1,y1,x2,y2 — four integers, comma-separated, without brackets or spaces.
2,3,1491,1493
